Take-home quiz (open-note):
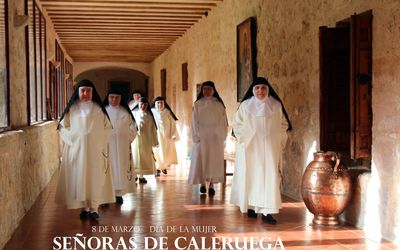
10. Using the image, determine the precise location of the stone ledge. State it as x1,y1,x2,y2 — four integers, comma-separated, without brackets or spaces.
0,121,58,145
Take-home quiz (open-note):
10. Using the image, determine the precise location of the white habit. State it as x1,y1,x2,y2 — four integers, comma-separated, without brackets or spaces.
56,102,115,209
188,97,228,184
106,105,137,196
128,100,138,110
129,101,140,119
151,108,179,169
132,110,158,175
230,96,288,214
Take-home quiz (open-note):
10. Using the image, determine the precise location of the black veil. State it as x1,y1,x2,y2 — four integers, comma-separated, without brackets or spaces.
195,81,225,108
151,96,178,121
102,89,136,123
137,97,158,129
241,77,292,131
58,79,110,129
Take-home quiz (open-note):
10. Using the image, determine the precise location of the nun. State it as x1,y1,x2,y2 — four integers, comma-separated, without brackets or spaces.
128,89,142,111
188,81,228,196
151,96,180,176
55,79,115,220
103,89,137,204
131,97,158,183
230,77,292,224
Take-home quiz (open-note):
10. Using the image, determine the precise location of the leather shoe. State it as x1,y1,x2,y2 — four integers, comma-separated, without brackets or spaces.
262,214,277,224
162,169,167,175
89,212,99,220
208,187,215,196
199,185,206,194
116,196,123,204
79,210,90,220
139,177,147,184
247,209,257,218
155,170,161,177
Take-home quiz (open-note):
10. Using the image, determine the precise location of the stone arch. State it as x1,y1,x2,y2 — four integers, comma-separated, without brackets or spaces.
75,66,149,102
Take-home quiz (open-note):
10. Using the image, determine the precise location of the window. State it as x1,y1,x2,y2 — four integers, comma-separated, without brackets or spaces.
56,42,64,117
27,0,47,123
182,63,188,91
161,68,166,99
65,59,73,100
0,0,9,130
49,41,70,119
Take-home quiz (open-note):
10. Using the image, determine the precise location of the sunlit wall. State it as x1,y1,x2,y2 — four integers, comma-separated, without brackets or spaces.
150,0,400,245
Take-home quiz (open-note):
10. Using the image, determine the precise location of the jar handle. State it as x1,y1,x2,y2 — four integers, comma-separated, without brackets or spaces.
330,152,340,176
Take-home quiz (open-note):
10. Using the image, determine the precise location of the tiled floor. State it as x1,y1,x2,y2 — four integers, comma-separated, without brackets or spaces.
4,164,397,250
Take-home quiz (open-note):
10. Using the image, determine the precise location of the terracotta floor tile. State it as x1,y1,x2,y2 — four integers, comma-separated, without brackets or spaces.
3,165,397,250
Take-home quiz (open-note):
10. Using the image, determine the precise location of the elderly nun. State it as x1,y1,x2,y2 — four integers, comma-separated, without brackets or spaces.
230,77,292,224
55,79,115,221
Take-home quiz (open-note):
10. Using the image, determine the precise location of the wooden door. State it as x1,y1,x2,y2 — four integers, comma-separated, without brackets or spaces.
319,26,350,154
350,13,372,159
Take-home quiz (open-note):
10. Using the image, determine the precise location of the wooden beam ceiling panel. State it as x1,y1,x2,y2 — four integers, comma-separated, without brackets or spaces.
38,0,223,62
49,16,201,20
55,27,188,32
53,23,193,28
61,38,177,41
47,10,206,16
44,7,211,13
40,0,221,6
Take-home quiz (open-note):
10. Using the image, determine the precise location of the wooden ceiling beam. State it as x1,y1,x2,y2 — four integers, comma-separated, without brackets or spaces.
61,39,174,43
67,51,167,54
53,23,192,28
41,0,222,2
42,5,212,12
64,36,176,40
49,16,200,21
55,26,187,31
38,0,222,62
56,27,182,31
58,30,183,34
46,10,206,16
65,46,171,49
58,34,181,39
40,0,218,8
52,19,196,25
71,57,162,61
73,57,155,62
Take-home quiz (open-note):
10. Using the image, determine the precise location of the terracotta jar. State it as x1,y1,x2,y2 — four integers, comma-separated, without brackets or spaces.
301,151,352,225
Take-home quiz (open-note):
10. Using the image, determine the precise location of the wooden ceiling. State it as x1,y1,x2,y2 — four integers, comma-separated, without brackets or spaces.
39,0,223,62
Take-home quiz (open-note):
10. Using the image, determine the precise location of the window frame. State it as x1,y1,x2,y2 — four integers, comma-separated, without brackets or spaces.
161,68,166,100
49,41,62,120
26,0,47,125
54,41,65,118
0,0,10,132
65,59,73,101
